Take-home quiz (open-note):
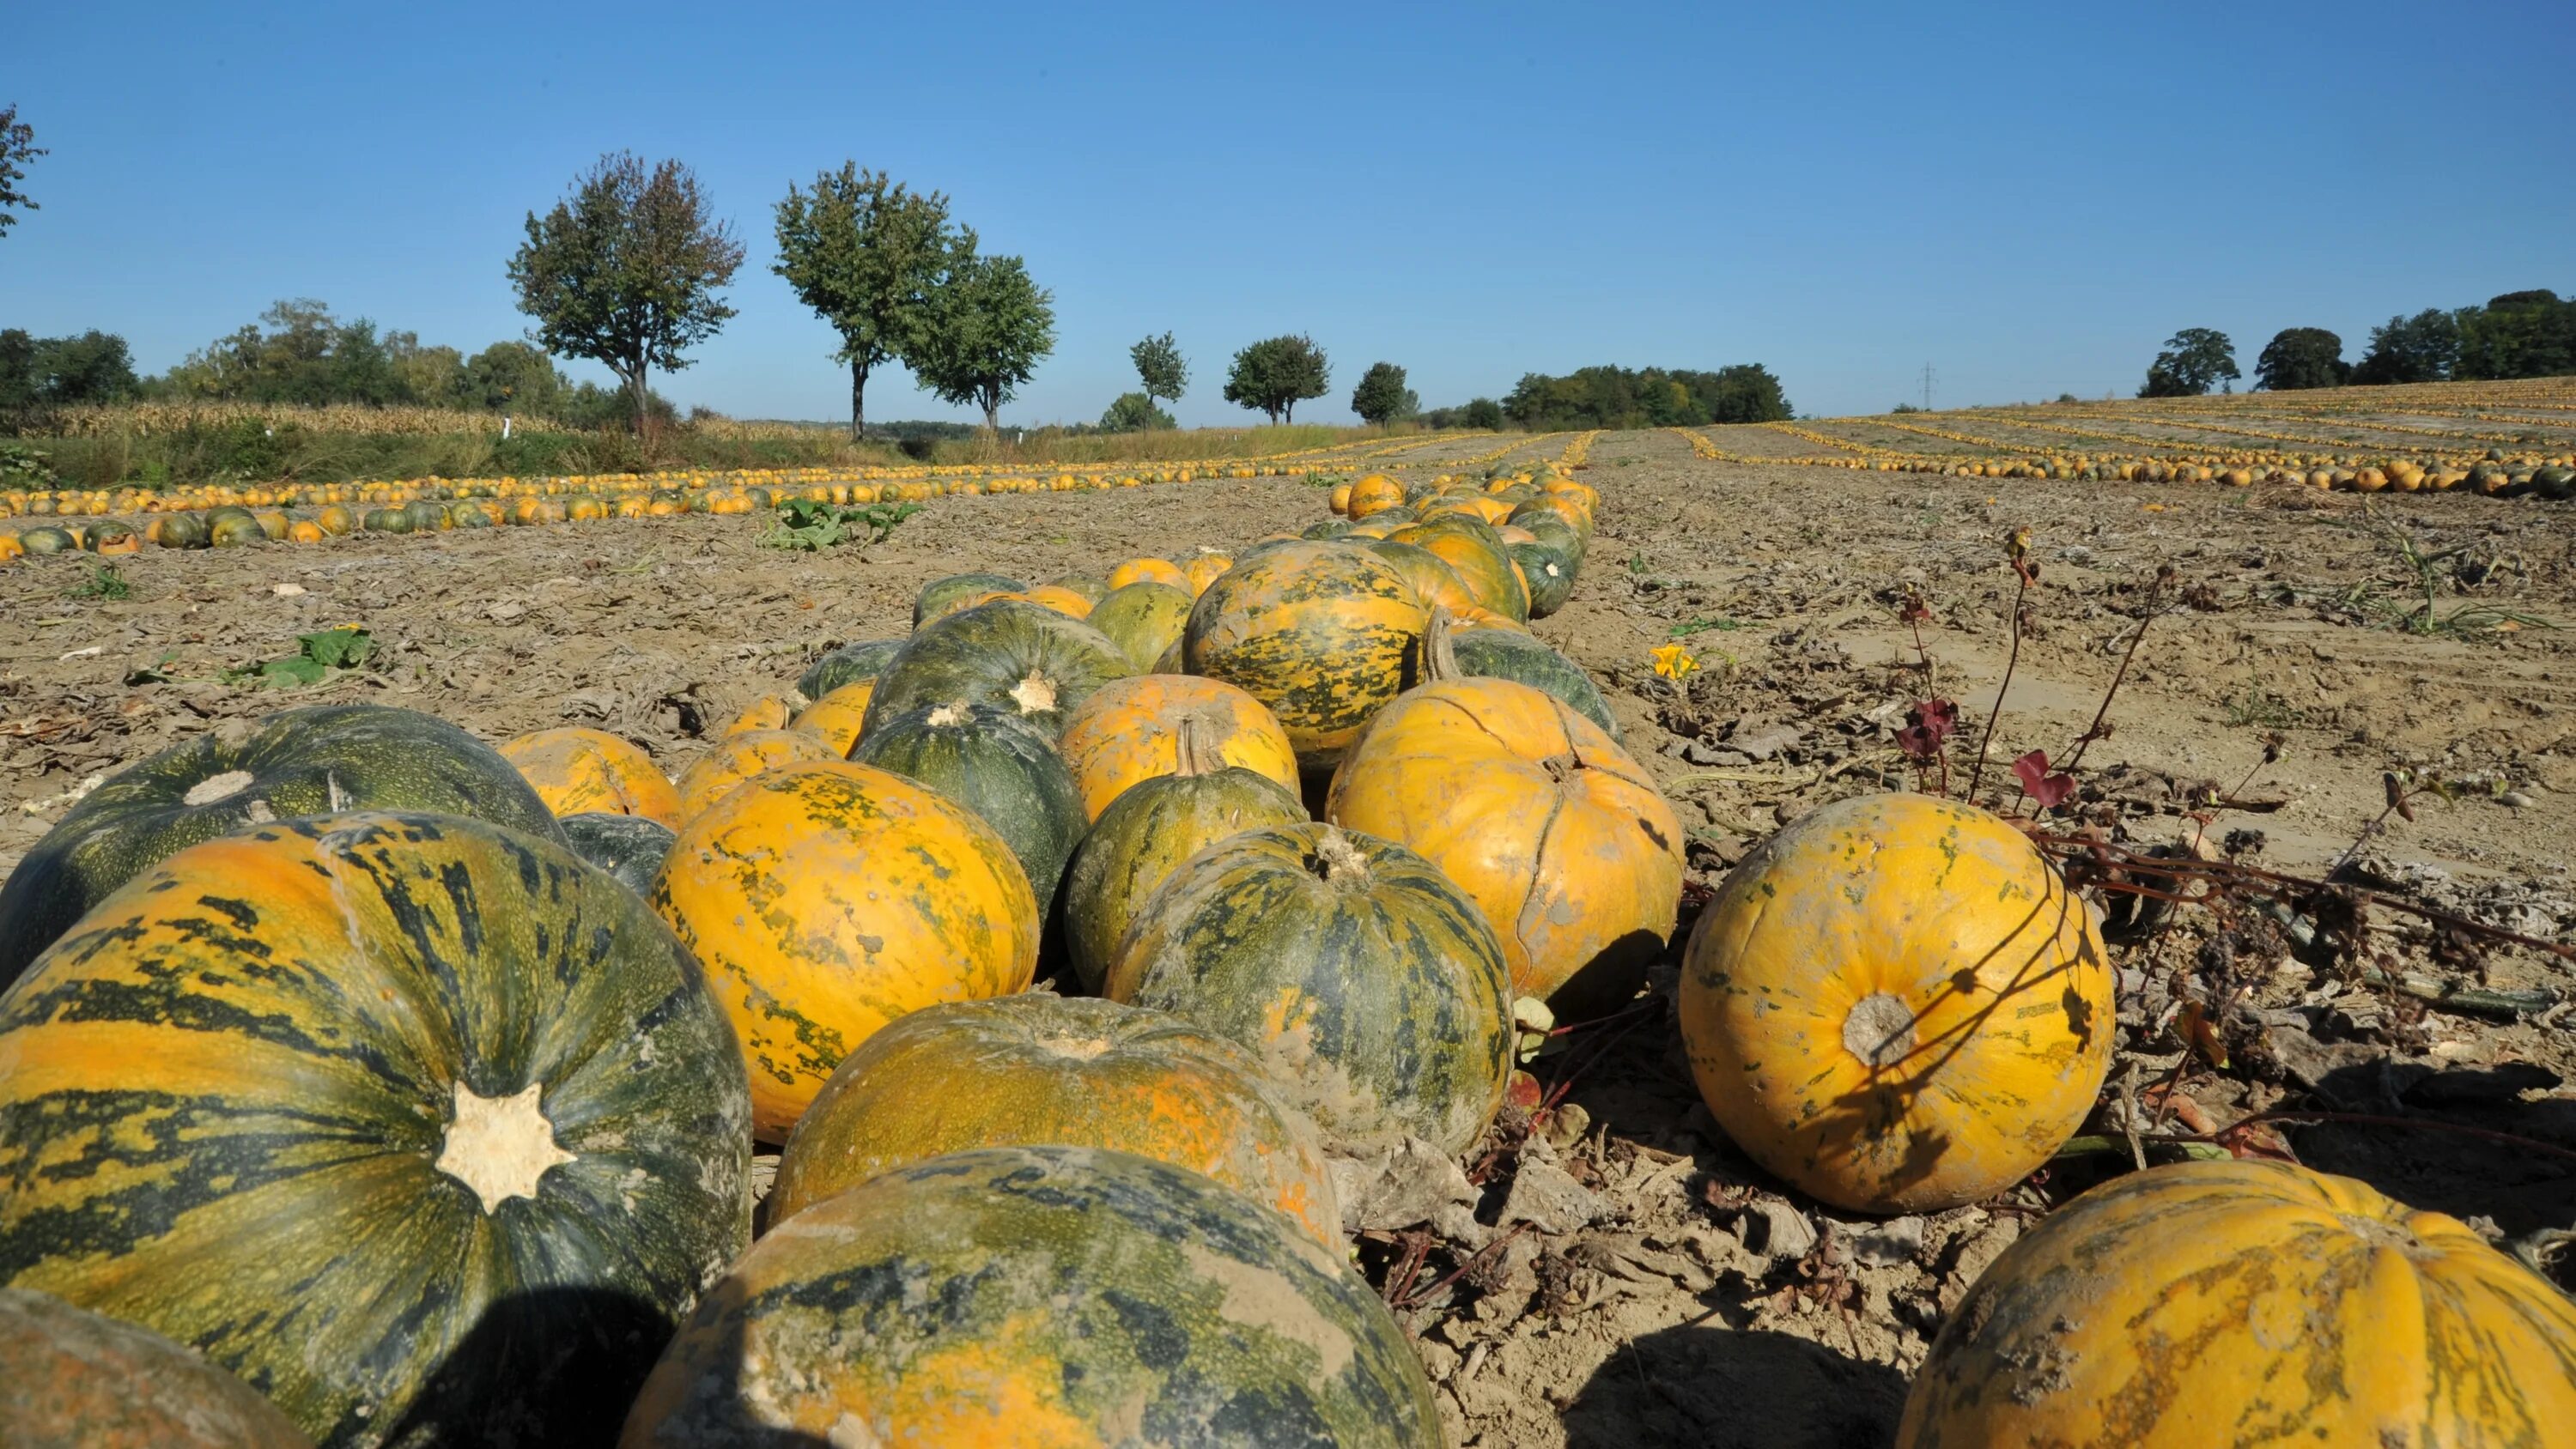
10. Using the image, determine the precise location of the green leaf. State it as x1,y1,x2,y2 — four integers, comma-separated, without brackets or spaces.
298,627,374,669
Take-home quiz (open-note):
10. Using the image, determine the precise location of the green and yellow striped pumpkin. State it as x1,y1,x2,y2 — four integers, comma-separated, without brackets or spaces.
1182,543,1429,770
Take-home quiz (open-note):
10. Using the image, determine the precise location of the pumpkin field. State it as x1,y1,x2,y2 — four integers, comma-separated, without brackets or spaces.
3,401,2575,1447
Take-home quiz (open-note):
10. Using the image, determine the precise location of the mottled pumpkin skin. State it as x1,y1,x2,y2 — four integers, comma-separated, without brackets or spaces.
849,701,1086,912
785,679,875,756
559,811,677,893
1109,825,1513,1155
1057,674,1303,822
912,572,1028,628
1182,543,1429,769
795,638,904,700
0,812,752,1449
1328,677,1680,1018
621,1146,1437,1449
1107,556,1190,591
1899,1161,2576,1449
1507,537,1578,615
496,726,682,826
1,1288,314,1448
863,599,1133,742
671,728,839,821
1678,793,2113,1212
718,692,802,738
1087,580,1195,671
650,761,1040,1140
1064,764,1308,994
773,996,1340,1243
1443,625,1619,739
1182,553,1234,596
1346,473,1407,520
0,704,565,992
1389,520,1528,621
1358,537,1486,621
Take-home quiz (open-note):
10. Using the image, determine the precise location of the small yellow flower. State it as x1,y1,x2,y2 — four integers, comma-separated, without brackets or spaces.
1651,643,1698,681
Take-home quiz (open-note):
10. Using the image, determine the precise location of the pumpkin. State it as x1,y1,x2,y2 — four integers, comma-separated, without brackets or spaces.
17,526,75,554
796,638,903,700
1064,716,1309,992
1346,472,1406,519
496,725,682,827
286,519,327,544
670,728,839,821
771,996,1340,1242
158,512,212,549
1088,580,1195,671
649,760,1039,1139
719,692,801,737
560,810,677,893
1437,615,1619,740
1389,518,1528,621
0,811,752,1448
88,521,140,555
1182,543,1428,770
210,514,266,547
1358,537,1487,620
1182,551,1234,595
785,679,874,755
314,504,356,535
361,506,411,534
620,1145,1436,1447
1057,673,1303,822
1302,518,1352,539
862,598,1132,743
849,700,1085,912
1,1288,315,1448
1043,571,1109,604
1108,823,1513,1154
1507,536,1577,615
1899,1160,2576,1448
1677,792,2114,1213
0,703,564,991
1327,634,1677,1016
1017,582,1095,619
1328,482,1353,514
913,571,1028,627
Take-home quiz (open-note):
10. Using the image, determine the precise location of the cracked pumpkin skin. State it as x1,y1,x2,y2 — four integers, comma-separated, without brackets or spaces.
1679,792,2113,1213
1899,1160,2576,1448
650,760,1039,1140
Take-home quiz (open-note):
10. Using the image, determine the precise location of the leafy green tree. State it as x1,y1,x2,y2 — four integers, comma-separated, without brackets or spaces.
1100,391,1176,431
772,165,954,440
2137,328,2238,397
1350,361,1416,425
463,341,567,414
386,333,467,408
2254,328,2348,391
1222,335,1330,424
910,241,1055,436
1497,363,1789,427
1,330,137,412
1132,332,1188,406
508,152,744,433
2455,290,2576,381
2351,309,2462,385
1461,397,1504,429
0,105,41,239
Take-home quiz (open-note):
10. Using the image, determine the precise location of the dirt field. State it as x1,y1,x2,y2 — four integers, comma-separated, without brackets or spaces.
5,426,2572,1446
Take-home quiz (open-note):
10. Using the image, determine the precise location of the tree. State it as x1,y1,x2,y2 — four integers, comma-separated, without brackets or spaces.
2254,328,2349,391
1461,397,1504,429
2137,328,2238,397
1132,332,1188,407
1350,361,1416,425
1100,391,1175,431
2351,309,2462,385
1495,363,1790,428
463,341,566,414
507,152,744,433
772,165,953,440
1223,335,1330,424
910,242,1055,436
2455,290,2576,382
0,105,41,239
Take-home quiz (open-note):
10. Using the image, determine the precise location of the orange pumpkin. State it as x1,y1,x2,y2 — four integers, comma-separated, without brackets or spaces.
720,692,802,738
496,726,683,827
1057,675,1302,821
1388,521,1528,621
1356,538,1485,621
650,760,1039,1139
771,995,1340,1244
1019,583,1095,619
1328,482,1353,515
1106,557,1189,591
787,680,875,756
671,729,841,821
1182,552,1234,597
1327,636,1680,1016
1900,1160,2576,1447
1678,792,2113,1212
1345,473,1406,519
1182,543,1428,769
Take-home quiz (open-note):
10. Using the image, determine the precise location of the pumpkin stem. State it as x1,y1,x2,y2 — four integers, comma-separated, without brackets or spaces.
927,700,969,728
1422,608,1461,683
1172,714,1223,779
1310,825,1373,887
1008,672,1060,717
1842,992,1920,1070
183,769,257,807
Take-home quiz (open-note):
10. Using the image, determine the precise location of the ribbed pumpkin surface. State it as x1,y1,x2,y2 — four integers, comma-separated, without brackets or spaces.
1056,674,1302,822
1064,750,1308,993
1443,623,1619,740
785,679,875,756
795,637,904,701
912,571,1027,627
1678,792,2113,1212
1327,675,1680,1018
863,599,1133,742
0,703,564,992
1108,824,1513,1155
620,1146,1437,1448
1087,580,1195,670
1,1288,314,1448
1182,543,1429,769
1389,521,1528,621
671,728,839,822
496,726,680,826
1358,537,1485,621
650,760,1039,1139
558,810,677,893
1900,1160,2576,1447
772,996,1340,1243
848,700,1085,912
0,812,752,1449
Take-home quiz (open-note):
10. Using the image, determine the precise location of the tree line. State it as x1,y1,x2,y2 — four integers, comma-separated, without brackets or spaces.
2138,288,2576,397
1494,365,1793,429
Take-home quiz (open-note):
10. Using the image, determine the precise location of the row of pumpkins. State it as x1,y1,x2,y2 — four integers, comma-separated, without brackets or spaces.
1,459,2569,1446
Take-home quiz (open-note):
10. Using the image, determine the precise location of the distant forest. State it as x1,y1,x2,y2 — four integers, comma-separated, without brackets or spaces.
1487,364,1793,429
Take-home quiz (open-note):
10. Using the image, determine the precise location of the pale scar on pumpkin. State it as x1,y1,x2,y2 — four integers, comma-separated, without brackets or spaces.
436,1081,577,1213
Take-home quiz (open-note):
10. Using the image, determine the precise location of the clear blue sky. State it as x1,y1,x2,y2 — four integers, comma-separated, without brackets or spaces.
7,1,2571,424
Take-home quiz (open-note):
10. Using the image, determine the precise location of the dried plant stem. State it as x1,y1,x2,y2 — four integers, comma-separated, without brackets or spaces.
1965,571,2030,803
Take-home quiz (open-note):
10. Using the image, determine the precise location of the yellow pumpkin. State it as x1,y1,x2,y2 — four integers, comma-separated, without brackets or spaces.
1678,792,2113,1212
1900,1160,2576,1448
1182,552,1233,597
1057,674,1301,822
1345,474,1406,519
649,760,1039,1139
1107,557,1189,591
787,680,876,757
1020,583,1095,619
720,692,802,737
1182,543,1428,769
672,729,841,821
1328,482,1353,515
496,726,683,827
